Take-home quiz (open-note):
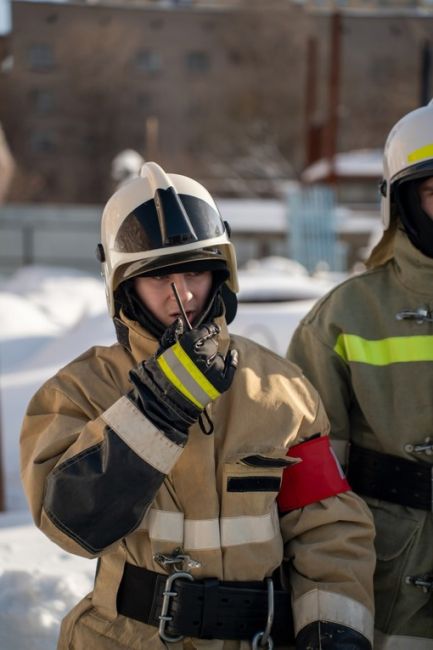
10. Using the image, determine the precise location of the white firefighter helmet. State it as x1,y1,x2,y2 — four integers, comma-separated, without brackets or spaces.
97,161,238,317
381,99,433,229
111,149,145,188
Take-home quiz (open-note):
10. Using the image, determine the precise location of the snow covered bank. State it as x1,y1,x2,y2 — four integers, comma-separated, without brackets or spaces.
0,510,96,650
0,267,108,649
0,266,114,511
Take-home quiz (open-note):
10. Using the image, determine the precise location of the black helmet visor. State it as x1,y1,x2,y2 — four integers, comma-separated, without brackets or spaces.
114,191,225,253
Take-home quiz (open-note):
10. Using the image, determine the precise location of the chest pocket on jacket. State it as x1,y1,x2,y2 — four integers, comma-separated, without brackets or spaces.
222,455,296,519
227,456,293,493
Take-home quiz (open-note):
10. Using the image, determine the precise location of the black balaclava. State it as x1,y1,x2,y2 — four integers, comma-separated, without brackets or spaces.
395,177,433,258
114,259,236,340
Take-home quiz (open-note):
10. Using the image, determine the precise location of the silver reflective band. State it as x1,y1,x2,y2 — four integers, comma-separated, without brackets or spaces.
293,589,374,643
220,509,278,548
159,345,212,408
137,508,278,550
102,396,183,474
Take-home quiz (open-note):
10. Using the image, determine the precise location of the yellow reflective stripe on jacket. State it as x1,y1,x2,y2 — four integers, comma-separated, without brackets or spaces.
157,342,220,408
334,334,433,366
408,143,433,163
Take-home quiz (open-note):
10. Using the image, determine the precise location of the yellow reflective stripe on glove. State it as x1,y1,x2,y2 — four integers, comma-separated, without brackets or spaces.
157,341,221,409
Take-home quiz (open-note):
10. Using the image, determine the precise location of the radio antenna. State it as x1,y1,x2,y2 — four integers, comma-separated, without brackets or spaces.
171,282,193,330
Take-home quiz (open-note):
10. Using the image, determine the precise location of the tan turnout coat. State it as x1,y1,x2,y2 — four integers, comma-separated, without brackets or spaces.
21,313,375,649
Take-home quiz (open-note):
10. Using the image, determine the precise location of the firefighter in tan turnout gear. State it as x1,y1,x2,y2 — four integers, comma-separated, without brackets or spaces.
288,101,433,649
20,162,375,649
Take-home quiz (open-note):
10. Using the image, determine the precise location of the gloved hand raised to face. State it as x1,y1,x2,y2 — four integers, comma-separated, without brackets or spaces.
129,319,238,439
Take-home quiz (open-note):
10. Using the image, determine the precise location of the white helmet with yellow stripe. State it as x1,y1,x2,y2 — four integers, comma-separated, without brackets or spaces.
381,99,433,229
97,161,238,318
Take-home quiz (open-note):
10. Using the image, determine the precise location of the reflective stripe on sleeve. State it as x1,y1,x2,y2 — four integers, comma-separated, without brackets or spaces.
293,589,374,643
157,342,220,408
137,508,184,543
102,396,183,474
334,334,433,366
136,508,278,550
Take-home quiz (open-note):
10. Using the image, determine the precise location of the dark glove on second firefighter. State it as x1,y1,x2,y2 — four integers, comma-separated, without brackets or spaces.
295,622,372,649
129,318,238,442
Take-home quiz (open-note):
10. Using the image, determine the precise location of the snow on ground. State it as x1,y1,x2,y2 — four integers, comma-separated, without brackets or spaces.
0,263,333,649
0,510,96,650
1,266,114,512
0,266,109,649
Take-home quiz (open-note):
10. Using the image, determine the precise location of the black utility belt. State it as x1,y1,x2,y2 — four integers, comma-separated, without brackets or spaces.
348,444,433,510
116,562,294,644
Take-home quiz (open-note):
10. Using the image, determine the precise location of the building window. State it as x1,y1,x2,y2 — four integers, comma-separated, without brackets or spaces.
185,51,210,74
29,88,54,113
30,130,57,153
28,44,55,71
135,50,161,74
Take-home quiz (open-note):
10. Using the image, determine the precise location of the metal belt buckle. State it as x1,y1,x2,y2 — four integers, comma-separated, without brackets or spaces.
158,570,194,643
252,577,274,649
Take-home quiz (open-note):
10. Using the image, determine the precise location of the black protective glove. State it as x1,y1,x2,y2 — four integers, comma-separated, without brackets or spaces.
129,319,238,440
295,622,372,649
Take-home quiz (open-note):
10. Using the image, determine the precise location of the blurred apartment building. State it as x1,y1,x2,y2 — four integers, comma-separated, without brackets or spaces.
305,1,433,7
0,0,432,203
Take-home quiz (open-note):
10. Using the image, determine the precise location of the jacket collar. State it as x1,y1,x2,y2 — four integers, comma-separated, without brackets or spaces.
117,311,230,363
394,228,433,296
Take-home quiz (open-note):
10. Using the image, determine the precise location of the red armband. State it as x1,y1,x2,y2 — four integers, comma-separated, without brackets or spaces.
277,436,351,513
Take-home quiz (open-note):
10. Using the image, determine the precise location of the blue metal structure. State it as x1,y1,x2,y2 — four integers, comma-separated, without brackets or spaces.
288,185,347,273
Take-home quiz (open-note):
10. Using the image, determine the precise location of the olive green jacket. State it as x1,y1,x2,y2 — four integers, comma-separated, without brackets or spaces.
288,229,433,648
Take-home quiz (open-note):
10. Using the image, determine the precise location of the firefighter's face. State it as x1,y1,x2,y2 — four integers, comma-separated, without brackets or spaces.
134,271,213,327
418,176,433,220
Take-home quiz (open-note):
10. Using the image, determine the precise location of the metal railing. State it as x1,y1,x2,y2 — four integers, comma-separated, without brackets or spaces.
0,204,102,273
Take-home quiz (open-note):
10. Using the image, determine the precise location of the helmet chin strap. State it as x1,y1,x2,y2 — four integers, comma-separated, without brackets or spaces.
396,179,433,258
